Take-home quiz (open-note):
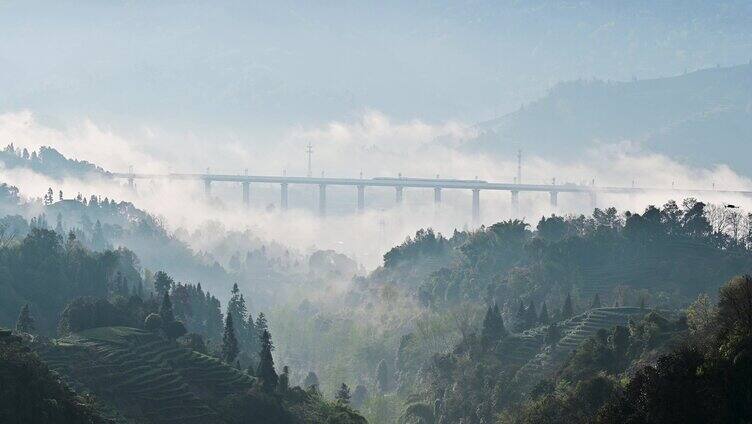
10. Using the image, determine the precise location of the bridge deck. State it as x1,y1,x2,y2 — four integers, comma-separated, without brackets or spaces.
110,172,752,196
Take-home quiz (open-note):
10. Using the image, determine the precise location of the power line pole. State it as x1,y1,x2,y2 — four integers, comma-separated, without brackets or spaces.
306,142,313,177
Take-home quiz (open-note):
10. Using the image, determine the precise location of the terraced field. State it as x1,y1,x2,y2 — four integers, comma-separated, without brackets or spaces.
512,307,650,391
35,326,255,424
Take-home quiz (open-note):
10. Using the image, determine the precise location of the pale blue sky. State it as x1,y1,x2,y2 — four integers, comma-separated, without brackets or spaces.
1,1,751,138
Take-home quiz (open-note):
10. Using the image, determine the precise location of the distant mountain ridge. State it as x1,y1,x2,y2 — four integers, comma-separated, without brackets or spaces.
469,63,752,172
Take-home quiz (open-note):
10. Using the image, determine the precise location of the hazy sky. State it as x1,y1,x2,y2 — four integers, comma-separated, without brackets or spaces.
2,1,752,141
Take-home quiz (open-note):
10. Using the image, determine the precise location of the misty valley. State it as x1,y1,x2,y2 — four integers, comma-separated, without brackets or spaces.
1,145,752,424
3,2,752,423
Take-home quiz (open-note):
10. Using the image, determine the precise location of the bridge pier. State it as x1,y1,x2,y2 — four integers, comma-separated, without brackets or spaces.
319,184,327,217
511,190,519,218
472,189,480,224
434,187,442,205
242,182,250,207
357,185,365,212
204,179,212,199
589,191,597,210
280,183,288,210
550,191,558,208
395,186,403,205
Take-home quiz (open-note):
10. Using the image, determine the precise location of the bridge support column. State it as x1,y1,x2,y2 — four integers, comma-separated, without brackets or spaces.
511,190,519,218
395,186,403,205
434,187,442,205
319,184,327,217
550,191,558,208
357,185,365,212
280,183,288,210
588,191,597,210
472,189,480,225
204,179,212,199
128,177,134,189
242,182,250,207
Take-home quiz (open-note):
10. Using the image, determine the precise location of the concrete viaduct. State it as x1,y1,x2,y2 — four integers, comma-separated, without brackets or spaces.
111,172,752,223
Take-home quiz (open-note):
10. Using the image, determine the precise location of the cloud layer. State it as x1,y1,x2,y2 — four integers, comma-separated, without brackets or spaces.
1,110,750,268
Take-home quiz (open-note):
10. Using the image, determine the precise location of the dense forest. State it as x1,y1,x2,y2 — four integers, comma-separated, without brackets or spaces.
1,146,752,423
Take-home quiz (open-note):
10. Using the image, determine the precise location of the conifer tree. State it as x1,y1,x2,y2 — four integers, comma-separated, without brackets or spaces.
525,301,538,328
304,371,319,390
376,359,390,393
159,291,175,324
545,322,561,346
539,302,549,325
221,312,239,364
227,283,248,323
255,312,268,341
335,383,351,405
562,293,574,319
481,302,507,344
352,384,368,408
256,329,278,392
154,271,174,295
278,365,290,393
55,213,64,235
591,293,602,309
15,304,35,333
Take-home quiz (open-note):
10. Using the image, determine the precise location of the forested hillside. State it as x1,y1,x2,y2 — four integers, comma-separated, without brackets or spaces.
268,198,752,422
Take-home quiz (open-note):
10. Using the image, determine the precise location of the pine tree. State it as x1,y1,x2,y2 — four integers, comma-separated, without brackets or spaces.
481,302,507,344
278,365,290,393
538,302,549,325
562,293,574,319
154,271,174,295
515,299,527,331
256,329,278,392
335,383,351,405
221,312,239,364
15,304,35,333
55,213,64,235
227,283,248,323
612,325,630,368
525,301,538,328
246,314,258,354
255,312,268,341
591,293,602,309
159,292,175,324
304,371,319,390
352,384,368,408
376,359,390,393
545,322,561,346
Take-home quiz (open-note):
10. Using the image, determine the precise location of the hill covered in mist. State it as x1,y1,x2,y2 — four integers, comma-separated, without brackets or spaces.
471,64,752,172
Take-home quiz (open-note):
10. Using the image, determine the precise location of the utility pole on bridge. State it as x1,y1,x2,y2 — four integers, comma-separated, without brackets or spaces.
306,142,313,178
517,149,522,185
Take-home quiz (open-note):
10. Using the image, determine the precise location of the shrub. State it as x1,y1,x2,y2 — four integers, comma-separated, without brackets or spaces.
144,313,163,331
164,320,187,339
58,297,131,335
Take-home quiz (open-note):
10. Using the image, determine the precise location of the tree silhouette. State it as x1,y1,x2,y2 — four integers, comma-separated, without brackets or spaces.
376,359,390,393
591,293,602,309
221,312,239,364
335,383,351,404
538,302,549,325
562,293,574,319
256,329,278,392
15,304,35,333
159,292,175,324
304,371,319,390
